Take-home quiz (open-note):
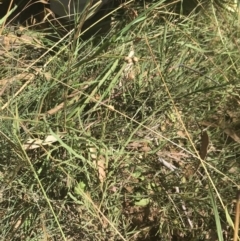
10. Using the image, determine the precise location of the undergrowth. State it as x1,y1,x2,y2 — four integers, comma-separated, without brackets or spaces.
0,0,240,240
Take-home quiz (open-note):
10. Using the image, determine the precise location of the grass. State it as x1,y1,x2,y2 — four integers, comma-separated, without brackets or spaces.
0,0,240,240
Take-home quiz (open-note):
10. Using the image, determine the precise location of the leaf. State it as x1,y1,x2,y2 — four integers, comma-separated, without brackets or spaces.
224,128,240,144
0,5,17,25
209,187,224,241
74,181,86,195
140,142,151,153
0,73,35,86
199,121,240,144
23,134,64,150
88,145,106,184
199,130,209,160
225,207,234,228
97,156,106,184
135,198,150,206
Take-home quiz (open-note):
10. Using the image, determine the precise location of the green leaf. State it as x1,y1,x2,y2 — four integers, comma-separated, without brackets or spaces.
225,206,234,228
74,181,86,195
0,5,17,25
209,187,224,241
135,198,150,206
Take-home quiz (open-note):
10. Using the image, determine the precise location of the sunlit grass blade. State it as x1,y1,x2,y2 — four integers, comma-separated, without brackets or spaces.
209,186,224,241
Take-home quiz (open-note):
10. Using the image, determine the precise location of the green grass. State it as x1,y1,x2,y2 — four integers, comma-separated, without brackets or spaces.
0,0,240,240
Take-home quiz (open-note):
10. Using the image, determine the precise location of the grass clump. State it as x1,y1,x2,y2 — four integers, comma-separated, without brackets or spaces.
0,0,240,240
